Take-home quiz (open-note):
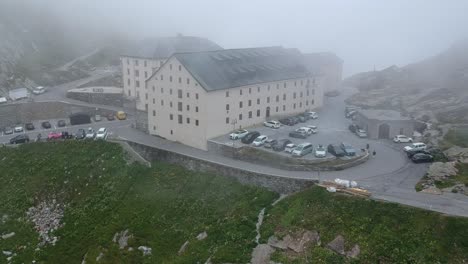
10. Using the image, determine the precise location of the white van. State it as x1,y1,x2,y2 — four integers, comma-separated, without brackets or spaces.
404,142,427,152
292,143,314,157
32,86,46,95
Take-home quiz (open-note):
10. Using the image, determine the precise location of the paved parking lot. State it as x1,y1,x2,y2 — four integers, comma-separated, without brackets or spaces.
0,118,132,144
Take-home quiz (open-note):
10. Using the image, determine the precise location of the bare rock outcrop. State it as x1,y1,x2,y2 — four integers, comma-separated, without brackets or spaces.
346,244,360,258
326,235,345,255
196,231,207,241
250,244,275,264
112,229,132,249
427,162,458,180
178,241,189,255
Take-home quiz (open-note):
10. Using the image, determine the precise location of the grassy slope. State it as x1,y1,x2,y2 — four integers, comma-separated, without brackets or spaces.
261,187,468,263
0,142,277,263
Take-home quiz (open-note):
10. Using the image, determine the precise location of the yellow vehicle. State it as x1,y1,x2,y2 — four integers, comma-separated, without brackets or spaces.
116,111,127,120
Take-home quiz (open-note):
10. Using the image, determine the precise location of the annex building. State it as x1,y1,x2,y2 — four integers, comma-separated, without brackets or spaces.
146,46,324,150
120,35,223,112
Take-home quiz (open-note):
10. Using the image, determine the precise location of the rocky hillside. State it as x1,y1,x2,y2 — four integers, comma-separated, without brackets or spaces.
344,40,468,124
0,2,124,92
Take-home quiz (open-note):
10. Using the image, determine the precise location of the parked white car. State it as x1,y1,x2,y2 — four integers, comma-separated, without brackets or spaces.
95,127,108,140
85,128,96,139
307,111,318,119
306,125,318,134
14,126,24,133
298,127,313,135
284,143,297,153
356,129,368,138
315,145,327,158
229,129,249,140
404,142,427,152
393,135,413,143
252,135,268,147
32,86,46,95
263,120,280,129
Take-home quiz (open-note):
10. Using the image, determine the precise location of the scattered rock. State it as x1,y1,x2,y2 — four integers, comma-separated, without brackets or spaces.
178,241,189,255
1,214,8,224
26,199,64,246
196,231,208,241
444,146,468,163
128,247,133,252
346,244,360,258
427,162,458,180
267,235,292,250
287,230,320,253
1,232,15,239
251,244,275,264
421,186,442,195
96,252,104,262
204,256,212,264
2,251,12,256
113,229,132,249
327,235,345,255
138,246,152,256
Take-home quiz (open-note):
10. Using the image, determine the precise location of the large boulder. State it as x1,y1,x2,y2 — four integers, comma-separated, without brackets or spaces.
327,235,345,255
287,230,321,253
444,146,468,163
250,244,275,264
346,244,360,258
427,162,458,180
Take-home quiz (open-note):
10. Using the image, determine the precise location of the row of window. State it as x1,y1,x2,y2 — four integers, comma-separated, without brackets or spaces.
168,114,199,126
225,91,315,110
225,100,315,124
126,58,163,68
224,79,315,97
159,100,199,112
128,69,149,79
158,74,198,87
156,88,199,100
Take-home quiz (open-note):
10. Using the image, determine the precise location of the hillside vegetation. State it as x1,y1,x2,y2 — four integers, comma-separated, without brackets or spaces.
0,142,277,263
261,187,468,263
1,142,467,263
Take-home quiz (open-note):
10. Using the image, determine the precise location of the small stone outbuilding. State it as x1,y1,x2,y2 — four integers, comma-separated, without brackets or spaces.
355,109,414,139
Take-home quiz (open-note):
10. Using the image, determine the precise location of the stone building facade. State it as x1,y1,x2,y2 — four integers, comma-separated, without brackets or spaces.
120,35,223,111
355,109,414,139
146,47,324,150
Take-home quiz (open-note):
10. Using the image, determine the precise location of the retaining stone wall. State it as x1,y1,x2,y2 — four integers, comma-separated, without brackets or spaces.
126,140,316,194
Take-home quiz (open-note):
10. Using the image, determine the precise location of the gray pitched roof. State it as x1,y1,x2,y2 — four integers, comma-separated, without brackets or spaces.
303,52,343,74
173,47,311,92
358,109,412,121
123,35,223,59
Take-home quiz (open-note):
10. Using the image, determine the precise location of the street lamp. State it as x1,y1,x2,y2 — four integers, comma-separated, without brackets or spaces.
230,118,237,157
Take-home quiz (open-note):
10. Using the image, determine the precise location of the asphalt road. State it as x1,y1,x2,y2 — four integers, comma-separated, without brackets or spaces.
2,74,467,217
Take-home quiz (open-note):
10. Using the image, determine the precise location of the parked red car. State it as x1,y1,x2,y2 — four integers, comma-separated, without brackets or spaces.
47,132,62,140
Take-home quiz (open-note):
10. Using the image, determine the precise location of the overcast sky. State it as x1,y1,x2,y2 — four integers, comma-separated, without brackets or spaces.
20,0,468,76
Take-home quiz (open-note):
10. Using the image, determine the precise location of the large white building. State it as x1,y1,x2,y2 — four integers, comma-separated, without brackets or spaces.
121,35,223,111
146,46,324,150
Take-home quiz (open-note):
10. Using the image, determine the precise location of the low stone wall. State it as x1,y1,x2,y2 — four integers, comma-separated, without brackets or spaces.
125,140,316,194
207,141,370,171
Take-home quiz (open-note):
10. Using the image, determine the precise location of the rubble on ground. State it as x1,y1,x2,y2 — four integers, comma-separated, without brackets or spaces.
178,241,189,255
1,232,15,239
267,230,320,253
112,229,132,249
26,199,64,246
138,246,152,256
196,231,207,241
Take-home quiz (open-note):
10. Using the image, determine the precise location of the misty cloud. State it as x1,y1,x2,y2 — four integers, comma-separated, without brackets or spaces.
4,0,468,76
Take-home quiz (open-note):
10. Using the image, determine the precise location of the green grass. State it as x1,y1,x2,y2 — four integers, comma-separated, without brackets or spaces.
0,141,277,263
261,186,468,263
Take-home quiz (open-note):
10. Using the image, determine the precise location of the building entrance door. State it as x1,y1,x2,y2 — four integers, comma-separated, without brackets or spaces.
378,123,390,139
266,107,270,118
